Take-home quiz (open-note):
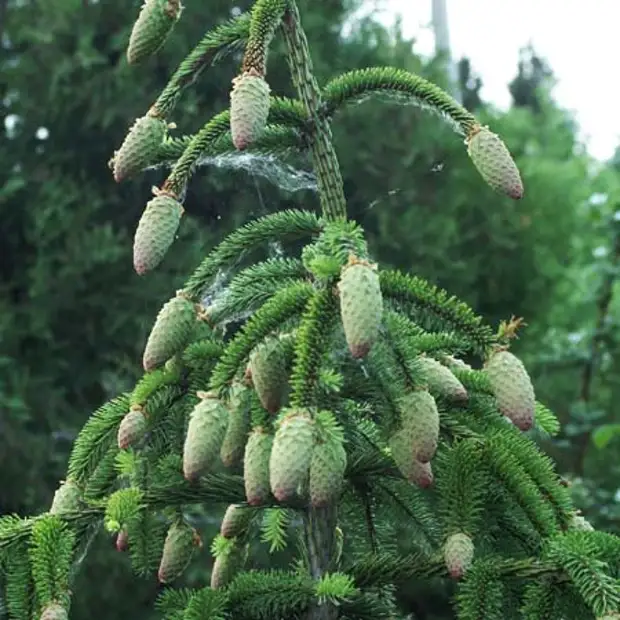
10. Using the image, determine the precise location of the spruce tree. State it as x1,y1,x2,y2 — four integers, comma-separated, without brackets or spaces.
2,2,619,619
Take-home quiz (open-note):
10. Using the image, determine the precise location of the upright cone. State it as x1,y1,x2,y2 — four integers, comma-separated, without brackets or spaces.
127,0,182,65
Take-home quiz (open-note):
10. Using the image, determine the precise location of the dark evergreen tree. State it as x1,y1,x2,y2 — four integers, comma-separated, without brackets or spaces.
1,2,619,620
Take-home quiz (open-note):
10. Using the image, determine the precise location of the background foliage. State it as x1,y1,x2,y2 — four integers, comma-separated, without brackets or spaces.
1,1,618,618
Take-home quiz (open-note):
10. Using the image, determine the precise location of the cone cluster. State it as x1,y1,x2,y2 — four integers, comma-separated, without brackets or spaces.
127,0,182,65
484,348,535,431
133,193,184,276
230,69,271,151
338,256,383,358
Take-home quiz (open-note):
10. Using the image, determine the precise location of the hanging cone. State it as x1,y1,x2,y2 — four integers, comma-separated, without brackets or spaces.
466,125,523,200
230,69,271,150
338,257,383,358
142,292,197,371
157,521,200,583
417,356,468,403
116,529,129,552
484,349,535,431
309,436,347,508
133,193,184,275
443,532,475,579
113,115,166,182
399,390,440,463
220,504,253,538
389,430,434,488
269,410,315,502
117,406,147,449
127,0,182,65
249,337,287,414
243,427,273,505
210,542,245,589
220,383,251,467
183,391,229,481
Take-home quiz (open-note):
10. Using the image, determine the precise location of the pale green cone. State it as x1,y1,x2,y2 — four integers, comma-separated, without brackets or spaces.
389,430,434,488
399,390,440,463
309,437,347,507
113,115,166,182
220,504,253,538
127,0,182,65
417,356,468,403
338,258,383,358
269,410,315,502
230,69,271,150
568,513,594,532
220,383,251,467
467,125,523,200
142,292,196,371
50,480,81,515
243,427,273,505
249,337,287,414
443,532,475,579
484,349,535,431
40,603,68,620
183,391,229,481
210,541,246,589
117,406,147,450
157,522,199,583
133,194,184,275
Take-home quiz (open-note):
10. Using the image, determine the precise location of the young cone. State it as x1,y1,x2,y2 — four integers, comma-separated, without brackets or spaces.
183,391,229,481
467,125,523,200
115,529,129,552
49,480,81,515
40,603,68,620
338,257,383,358
158,522,199,583
443,532,475,579
127,0,182,65
211,542,245,589
309,437,347,507
441,354,472,372
399,390,440,463
220,504,253,538
113,115,166,182
389,430,434,488
142,292,197,372
249,337,287,414
484,348,536,431
269,410,315,502
417,356,468,403
220,383,251,467
230,69,271,150
243,427,273,505
117,406,147,450
133,194,184,275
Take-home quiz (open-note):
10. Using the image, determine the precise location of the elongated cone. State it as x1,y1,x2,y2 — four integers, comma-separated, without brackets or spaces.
309,437,347,507
484,349,535,431
133,194,184,275
113,115,166,182
467,125,523,200
399,390,440,463
211,542,245,589
127,0,182,65
40,603,68,620
50,480,81,515
269,411,314,502
158,522,199,583
249,337,287,414
143,293,196,371
417,356,468,403
444,532,475,579
116,529,129,552
230,69,271,150
221,384,251,467
441,354,472,372
389,430,433,488
183,391,229,481
243,427,273,505
117,406,147,449
338,258,383,358
220,504,252,538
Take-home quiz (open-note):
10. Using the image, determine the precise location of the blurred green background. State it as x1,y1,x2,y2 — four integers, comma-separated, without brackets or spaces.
1,0,619,618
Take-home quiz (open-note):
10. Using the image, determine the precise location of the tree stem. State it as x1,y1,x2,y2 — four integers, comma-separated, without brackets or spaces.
281,2,347,222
